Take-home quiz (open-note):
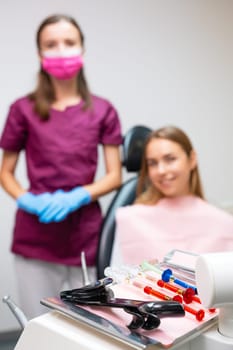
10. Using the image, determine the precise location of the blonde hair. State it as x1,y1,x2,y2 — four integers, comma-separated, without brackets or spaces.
136,126,204,204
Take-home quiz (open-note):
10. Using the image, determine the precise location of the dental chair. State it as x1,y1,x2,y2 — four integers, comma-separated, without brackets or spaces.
96,125,152,279
5,126,233,350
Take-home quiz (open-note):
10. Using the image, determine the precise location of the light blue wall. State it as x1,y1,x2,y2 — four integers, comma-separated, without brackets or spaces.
0,0,233,331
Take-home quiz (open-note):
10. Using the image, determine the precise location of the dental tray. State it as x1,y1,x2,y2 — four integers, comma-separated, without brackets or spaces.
41,263,218,349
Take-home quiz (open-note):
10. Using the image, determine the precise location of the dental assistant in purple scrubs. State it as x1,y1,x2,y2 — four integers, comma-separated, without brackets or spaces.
0,14,122,318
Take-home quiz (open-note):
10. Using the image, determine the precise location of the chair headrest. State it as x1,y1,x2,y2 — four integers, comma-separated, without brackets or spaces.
122,125,152,172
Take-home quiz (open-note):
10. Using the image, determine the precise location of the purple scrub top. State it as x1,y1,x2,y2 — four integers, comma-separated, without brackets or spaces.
0,95,122,266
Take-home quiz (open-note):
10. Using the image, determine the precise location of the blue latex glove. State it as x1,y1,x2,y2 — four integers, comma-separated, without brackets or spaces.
17,192,52,216
38,187,91,223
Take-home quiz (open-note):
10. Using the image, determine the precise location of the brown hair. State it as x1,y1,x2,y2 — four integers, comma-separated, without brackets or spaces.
136,126,204,204
29,14,92,120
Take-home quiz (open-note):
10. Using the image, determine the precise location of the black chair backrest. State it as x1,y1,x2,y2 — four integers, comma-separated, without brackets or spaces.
96,125,152,279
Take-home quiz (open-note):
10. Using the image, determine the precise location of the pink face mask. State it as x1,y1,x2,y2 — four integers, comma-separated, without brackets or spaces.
41,49,84,80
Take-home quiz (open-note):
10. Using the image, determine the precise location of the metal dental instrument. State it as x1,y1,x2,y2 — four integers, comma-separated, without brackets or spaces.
81,251,90,286
2,295,28,329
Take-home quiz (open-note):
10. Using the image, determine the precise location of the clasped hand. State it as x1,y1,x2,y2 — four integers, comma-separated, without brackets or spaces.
17,187,91,223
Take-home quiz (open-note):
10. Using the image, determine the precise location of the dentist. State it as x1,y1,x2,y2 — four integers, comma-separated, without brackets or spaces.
0,14,122,318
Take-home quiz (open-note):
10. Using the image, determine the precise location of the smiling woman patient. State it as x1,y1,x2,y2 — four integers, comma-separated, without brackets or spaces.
111,126,233,266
